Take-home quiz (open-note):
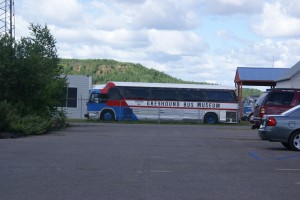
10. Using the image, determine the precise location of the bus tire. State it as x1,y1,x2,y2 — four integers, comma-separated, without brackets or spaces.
204,113,218,124
100,110,115,121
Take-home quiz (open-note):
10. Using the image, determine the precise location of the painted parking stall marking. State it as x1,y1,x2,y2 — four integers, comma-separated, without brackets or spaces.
248,151,300,161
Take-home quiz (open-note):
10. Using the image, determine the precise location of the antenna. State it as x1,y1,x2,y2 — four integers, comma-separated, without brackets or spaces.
0,0,15,39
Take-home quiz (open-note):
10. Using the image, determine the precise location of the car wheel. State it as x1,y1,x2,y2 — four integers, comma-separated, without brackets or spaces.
100,110,115,121
288,131,300,151
204,113,218,124
281,142,291,149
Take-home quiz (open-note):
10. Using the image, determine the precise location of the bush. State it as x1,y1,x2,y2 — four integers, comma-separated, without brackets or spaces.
7,114,53,135
0,101,67,137
50,110,67,129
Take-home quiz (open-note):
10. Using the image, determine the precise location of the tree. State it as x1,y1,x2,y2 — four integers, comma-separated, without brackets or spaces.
0,34,15,101
0,24,66,135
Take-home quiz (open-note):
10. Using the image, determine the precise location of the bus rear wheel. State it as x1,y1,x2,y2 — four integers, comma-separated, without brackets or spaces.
100,110,115,121
204,113,218,124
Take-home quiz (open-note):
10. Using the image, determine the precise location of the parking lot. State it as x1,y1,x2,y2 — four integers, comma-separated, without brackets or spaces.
1,123,300,200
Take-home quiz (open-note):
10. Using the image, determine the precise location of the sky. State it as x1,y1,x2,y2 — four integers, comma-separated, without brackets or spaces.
14,0,300,88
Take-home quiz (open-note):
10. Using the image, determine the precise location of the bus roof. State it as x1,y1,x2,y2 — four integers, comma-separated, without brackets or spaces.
107,81,236,90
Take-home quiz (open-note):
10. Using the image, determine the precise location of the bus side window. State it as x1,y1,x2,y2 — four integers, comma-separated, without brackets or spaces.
90,93,100,103
108,87,122,100
99,94,108,103
160,89,179,100
190,90,206,101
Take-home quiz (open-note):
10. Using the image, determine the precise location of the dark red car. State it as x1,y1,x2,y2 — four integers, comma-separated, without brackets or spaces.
250,88,300,129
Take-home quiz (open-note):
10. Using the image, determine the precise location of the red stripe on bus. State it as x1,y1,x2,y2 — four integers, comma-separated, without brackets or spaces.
106,100,128,107
100,82,116,93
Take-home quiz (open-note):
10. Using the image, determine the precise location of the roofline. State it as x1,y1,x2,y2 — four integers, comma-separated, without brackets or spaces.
107,81,236,90
277,70,300,82
237,67,287,69
235,80,277,82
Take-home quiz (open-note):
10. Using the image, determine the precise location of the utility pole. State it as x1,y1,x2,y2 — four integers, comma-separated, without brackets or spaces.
0,0,15,39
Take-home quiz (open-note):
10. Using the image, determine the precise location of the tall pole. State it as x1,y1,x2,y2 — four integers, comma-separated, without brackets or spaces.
0,0,14,38
9,0,12,38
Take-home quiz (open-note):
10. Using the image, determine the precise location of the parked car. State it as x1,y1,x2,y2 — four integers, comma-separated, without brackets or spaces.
250,88,300,129
241,96,258,121
258,105,300,151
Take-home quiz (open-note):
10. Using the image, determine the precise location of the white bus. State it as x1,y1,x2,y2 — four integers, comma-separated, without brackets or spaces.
85,82,239,124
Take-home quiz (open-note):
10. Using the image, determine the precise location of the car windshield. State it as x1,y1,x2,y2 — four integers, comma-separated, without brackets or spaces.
282,105,300,116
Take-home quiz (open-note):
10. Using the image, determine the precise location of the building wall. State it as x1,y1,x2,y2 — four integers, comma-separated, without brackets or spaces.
291,72,300,88
61,75,92,119
276,80,292,88
277,72,300,88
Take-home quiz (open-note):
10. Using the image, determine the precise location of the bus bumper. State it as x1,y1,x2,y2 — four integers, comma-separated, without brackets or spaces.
84,112,99,119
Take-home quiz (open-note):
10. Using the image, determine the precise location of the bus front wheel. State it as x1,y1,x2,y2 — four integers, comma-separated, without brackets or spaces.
100,110,115,121
204,113,218,124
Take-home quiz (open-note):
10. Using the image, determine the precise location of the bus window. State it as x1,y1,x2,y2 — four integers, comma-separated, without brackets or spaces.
123,87,151,99
205,91,235,102
99,94,108,103
151,89,162,100
90,93,100,103
177,89,193,101
108,87,122,100
190,90,206,101
160,89,179,100
89,93,108,103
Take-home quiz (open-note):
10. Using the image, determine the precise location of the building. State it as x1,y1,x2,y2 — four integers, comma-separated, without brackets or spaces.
276,61,300,88
234,67,289,114
61,75,92,119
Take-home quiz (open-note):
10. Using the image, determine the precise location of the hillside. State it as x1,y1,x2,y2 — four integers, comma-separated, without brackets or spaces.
60,58,261,97
60,58,205,84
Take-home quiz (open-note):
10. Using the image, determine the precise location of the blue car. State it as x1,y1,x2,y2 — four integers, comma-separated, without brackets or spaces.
242,96,258,121
258,105,300,151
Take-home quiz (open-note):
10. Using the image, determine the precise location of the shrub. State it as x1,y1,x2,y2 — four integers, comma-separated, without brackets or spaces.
0,101,66,136
7,114,53,135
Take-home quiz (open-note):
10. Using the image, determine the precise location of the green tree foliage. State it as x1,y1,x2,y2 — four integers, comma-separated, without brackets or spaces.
0,24,66,136
60,59,208,84
242,88,262,98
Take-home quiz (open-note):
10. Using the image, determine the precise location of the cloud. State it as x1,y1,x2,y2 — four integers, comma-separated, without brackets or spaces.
158,37,300,85
127,0,200,30
253,2,300,37
203,0,263,15
147,30,206,56
49,24,151,51
283,0,300,18
19,0,83,27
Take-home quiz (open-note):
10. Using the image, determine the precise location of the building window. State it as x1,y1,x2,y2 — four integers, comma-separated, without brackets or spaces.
61,87,77,108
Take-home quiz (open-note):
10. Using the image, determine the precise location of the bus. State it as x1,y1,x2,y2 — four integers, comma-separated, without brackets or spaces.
84,81,239,124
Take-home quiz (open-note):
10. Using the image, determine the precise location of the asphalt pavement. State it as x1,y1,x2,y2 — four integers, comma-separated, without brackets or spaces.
1,123,300,200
